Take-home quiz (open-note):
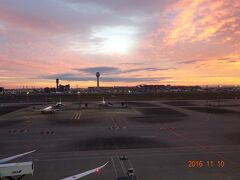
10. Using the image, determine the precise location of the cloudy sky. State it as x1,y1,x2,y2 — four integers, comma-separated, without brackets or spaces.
0,0,240,88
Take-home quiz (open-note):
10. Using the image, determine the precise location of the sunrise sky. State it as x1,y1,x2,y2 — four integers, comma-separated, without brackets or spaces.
0,0,240,88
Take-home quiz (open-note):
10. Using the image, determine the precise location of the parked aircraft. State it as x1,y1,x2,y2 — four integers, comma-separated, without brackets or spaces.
98,97,113,107
54,98,65,109
81,97,127,108
40,106,55,114
40,99,65,114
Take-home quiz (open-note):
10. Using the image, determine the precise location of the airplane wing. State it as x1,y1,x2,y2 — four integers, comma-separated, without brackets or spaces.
0,150,36,164
60,162,108,180
44,106,53,110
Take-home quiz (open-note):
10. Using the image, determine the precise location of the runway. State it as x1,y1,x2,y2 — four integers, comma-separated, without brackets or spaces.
0,99,240,179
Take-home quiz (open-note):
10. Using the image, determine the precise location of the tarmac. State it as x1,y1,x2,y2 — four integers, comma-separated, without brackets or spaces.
0,99,240,180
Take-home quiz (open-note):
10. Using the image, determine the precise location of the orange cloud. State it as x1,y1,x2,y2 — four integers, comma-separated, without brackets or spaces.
152,0,240,45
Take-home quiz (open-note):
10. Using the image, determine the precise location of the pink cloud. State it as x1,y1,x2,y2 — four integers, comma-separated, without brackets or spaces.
0,6,62,33
147,0,240,46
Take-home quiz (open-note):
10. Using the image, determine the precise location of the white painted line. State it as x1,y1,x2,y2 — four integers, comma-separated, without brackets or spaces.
75,112,79,120
111,156,118,178
78,111,82,120
118,157,126,176
72,112,82,120
71,113,77,120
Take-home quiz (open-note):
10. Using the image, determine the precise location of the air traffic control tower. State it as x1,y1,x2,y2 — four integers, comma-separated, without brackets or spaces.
96,72,100,88
56,78,59,90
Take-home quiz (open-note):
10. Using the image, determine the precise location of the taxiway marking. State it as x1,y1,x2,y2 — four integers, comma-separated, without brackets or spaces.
111,156,118,178
118,157,127,176
72,111,82,120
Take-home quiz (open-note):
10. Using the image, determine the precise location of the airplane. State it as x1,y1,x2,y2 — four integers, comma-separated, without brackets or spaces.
98,97,113,107
54,98,65,109
40,99,65,114
40,105,55,114
81,97,127,108
0,151,108,180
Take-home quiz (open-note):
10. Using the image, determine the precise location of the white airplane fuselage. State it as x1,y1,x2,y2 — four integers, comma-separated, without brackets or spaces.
41,106,55,113
99,97,112,107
